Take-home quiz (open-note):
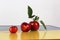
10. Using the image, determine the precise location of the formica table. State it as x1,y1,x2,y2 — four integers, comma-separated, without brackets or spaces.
0,25,60,40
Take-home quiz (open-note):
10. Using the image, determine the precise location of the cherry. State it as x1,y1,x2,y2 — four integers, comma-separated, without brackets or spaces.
21,22,31,32
29,21,39,31
9,26,18,33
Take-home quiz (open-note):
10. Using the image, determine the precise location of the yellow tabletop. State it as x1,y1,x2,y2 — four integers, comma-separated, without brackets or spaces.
0,30,60,40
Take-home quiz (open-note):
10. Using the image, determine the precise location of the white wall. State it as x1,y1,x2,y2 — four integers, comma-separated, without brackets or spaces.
0,0,60,27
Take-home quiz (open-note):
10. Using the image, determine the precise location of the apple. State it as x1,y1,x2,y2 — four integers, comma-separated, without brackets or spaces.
9,26,18,33
21,22,31,32
29,21,39,31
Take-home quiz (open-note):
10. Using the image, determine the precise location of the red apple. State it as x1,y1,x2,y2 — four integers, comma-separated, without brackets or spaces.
9,26,18,33
21,22,31,32
29,21,39,31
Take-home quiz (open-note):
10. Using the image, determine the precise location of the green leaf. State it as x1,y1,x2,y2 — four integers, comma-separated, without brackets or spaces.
33,16,39,21
40,20,47,30
28,6,35,18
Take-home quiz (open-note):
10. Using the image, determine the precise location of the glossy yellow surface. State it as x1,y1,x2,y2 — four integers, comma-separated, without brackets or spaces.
0,30,60,40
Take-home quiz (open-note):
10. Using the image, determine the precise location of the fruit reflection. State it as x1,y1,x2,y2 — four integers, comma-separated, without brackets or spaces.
21,31,39,40
9,33,17,40
29,31,39,40
21,32,30,40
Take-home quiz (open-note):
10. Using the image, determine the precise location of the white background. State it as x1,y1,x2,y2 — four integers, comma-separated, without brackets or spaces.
0,0,60,27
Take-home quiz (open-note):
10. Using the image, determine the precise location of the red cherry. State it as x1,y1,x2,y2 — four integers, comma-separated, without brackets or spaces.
21,22,31,32
29,21,39,31
9,26,18,33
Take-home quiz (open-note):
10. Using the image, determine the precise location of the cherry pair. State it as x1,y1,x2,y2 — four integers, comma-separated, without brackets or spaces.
21,21,39,32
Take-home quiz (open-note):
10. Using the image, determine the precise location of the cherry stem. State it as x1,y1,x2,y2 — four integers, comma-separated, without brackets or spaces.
33,16,39,21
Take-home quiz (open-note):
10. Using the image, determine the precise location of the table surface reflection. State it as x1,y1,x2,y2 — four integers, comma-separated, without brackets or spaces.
0,25,60,40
